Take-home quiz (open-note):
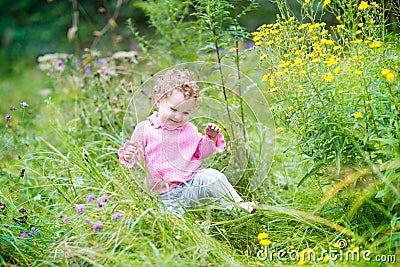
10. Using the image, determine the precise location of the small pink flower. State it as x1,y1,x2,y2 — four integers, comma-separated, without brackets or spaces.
86,194,95,203
75,204,86,215
84,217,91,224
63,216,71,224
112,211,123,222
92,221,103,231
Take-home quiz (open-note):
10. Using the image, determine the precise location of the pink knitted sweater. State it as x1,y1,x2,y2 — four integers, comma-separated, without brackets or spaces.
119,112,225,193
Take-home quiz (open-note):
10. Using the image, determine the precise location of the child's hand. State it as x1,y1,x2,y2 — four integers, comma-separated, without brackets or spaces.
123,142,139,162
205,123,221,141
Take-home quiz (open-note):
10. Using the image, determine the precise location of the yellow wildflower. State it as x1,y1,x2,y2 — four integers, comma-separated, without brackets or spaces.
269,105,275,111
262,73,270,82
338,89,344,94
358,23,364,27
280,60,290,68
337,24,345,30
258,232,268,240
288,106,294,111
356,30,362,35
354,112,363,119
371,2,379,8
266,40,274,46
358,1,369,10
269,87,278,92
253,35,261,42
353,247,360,251
381,69,395,82
333,45,342,51
305,0,310,3
255,41,262,46
260,239,272,246
293,58,303,65
336,15,341,20
298,23,310,30
312,58,321,63
326,56,338,66
277,127,283,132
322,73,334,82
369,42,382,48
333,67,341,74
260,53,267,60
269,76,275,86
321,38,334,45
353,39,362,44
356,70,363,75
370,19,376,24
323,0,331,7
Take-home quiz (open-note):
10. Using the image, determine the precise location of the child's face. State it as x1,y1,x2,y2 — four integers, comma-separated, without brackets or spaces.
156,89,197,129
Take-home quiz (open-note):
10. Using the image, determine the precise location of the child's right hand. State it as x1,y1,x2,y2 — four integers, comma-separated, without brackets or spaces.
118,141,140,168
123,142,139,162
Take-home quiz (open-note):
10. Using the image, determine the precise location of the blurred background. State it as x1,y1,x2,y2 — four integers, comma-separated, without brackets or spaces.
0,0,398,75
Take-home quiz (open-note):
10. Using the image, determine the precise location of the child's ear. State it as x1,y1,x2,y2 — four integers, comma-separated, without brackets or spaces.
156,99,161,108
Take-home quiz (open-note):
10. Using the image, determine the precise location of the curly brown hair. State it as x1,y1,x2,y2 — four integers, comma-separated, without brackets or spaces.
153,69,200,102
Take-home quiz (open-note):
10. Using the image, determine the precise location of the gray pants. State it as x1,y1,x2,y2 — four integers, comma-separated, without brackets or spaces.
159,168,244,217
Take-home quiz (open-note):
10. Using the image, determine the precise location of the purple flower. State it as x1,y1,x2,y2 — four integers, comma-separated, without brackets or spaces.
10,106,17,111
75,204,86,215
84,64,91,77
63,216,71,224
92,221,103,231
57,60,63,68
84,216,91,224
5,114,11,122
146,61,153,66
93,52,99,58
31,227,37,235
112,211,123,222
97,201,104,208
20,231,30,238
99,195,109,203
20,102,29,108
86,194,95,203
104,69,109,77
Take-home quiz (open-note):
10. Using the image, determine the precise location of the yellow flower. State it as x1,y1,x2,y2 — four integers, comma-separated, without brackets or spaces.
371,2,379,8
253,35,261,42
269,87,278,92
266,40,274,46
288,106,294,110
322,73,334,82
277,127,283,132
356,30,362,35
333,45,342,51
280,60,290,68
269,76,275,86
358,23,364,27
258,232,268,240
321,38,334,45
260,239,272,246
369,42,382,48
338,89,344,94
358,1,369,10
354,112,363,119
337,24,345,30
352,247,360,251
356,70,363,75
305,0,310,3
255,41,262,46
298,23,310,30
353,39,362,44
366,100,371,105
336,15,341,20
333,67,341,74
370,19,376,24
260,53,267,60
269,105,275,111
323,0,331,7
293,58,303,65
382,69,395,82
262,73,270,82
326,56,338,66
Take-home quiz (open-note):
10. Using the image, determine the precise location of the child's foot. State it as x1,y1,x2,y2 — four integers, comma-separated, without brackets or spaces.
238,201,257,214
226,201,257,214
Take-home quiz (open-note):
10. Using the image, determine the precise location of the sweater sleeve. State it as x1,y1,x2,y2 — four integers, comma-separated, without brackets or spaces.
194,132,226,159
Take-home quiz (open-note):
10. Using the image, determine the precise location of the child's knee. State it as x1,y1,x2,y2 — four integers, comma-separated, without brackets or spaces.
199,168,228,185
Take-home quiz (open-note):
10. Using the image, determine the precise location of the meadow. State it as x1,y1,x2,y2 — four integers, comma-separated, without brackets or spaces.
1,0,399,266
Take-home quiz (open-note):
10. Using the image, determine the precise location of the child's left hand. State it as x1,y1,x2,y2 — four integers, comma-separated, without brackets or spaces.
205,123,221,141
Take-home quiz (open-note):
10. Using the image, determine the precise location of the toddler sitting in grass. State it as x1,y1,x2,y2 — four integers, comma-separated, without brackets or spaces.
119,68,255,217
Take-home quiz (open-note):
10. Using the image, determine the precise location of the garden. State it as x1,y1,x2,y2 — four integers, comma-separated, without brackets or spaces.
1,0,399,266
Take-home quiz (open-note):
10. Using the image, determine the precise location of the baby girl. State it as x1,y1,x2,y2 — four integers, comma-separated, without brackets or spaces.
118,68,255,217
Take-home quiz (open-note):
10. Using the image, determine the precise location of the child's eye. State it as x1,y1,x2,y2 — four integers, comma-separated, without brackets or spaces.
183,112,190,115
170,108,177,112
